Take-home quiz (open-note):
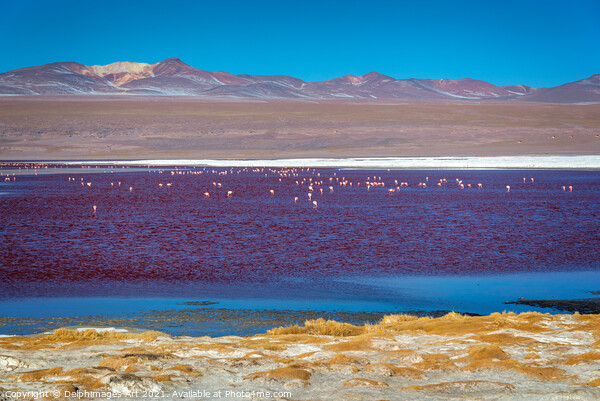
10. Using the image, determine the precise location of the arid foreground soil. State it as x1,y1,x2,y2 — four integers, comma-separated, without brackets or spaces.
1,97,599,160
1,312,599,400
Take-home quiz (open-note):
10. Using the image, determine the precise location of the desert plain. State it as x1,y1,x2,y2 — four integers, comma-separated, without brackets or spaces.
1,97,599,160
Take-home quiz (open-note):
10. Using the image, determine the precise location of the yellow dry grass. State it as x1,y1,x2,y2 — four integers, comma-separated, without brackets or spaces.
49,328,167,342
98,356,140,370
405,380,515,393
373,312,551,337
344,378,389,387
266,312,564,343
13,367,63,382
329,354,368,366
164,364,201,376
458,344,511,362
326,336,375,352
267,318,363,337
524,351,540,360
153,374,176,383
364,363,424,379
0,329,170,351
380,349,419,360
61,368,110,390
565,351,600,365
244,367,312,384
239,338,287,352
470,332,538,346
413,353,458,371
261,333,331,345
463,359,570,381
97,352,172,371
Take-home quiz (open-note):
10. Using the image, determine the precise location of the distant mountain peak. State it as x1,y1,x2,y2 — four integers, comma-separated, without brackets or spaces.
152,57,197,76
0,58,597,103
90,61,155,76
363,71,390,78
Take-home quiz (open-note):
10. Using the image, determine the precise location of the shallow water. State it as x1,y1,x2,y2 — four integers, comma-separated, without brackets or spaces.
1,165,599,335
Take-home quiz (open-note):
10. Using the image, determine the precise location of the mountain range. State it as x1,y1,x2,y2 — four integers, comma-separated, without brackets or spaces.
0,57,598,103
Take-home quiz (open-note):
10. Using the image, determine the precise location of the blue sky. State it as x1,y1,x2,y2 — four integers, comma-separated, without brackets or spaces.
2,0,598,87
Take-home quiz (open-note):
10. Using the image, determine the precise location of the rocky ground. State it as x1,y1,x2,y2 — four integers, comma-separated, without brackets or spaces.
1,312,599,400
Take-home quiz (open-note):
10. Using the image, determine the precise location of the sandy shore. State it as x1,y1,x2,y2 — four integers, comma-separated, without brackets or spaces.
1,312,599,400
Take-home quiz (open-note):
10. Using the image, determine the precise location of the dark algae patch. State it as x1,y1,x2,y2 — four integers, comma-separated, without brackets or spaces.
182,301,220,306
506,297,600,314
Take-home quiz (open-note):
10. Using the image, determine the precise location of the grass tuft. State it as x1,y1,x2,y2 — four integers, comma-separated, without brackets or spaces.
244,367,311,384
267,318,363,337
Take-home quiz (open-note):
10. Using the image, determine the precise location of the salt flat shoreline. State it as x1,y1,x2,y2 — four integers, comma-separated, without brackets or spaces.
1,312,599,400
22,155,600,169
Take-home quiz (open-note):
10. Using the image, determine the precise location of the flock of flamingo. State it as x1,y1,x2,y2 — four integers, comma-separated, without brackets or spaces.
0,163,577,215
